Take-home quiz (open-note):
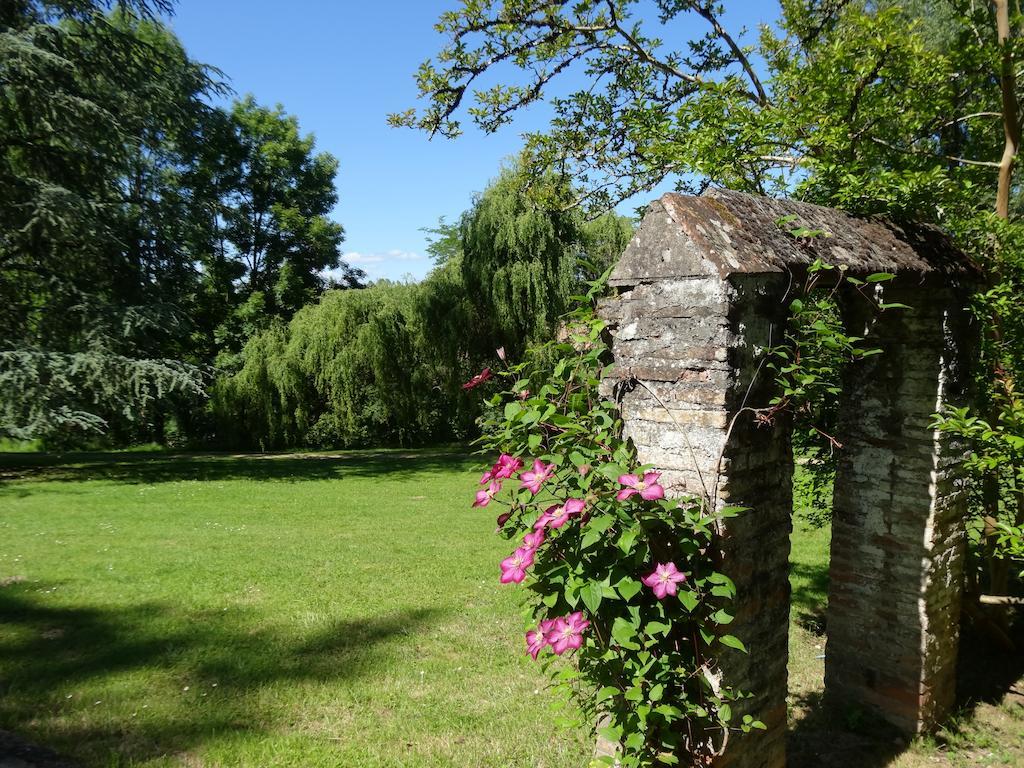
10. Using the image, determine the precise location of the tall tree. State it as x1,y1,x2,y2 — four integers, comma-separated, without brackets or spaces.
215,166,632,449
459,165,632,356
392,1,1013,220
197,96,361,369
0,1,212,442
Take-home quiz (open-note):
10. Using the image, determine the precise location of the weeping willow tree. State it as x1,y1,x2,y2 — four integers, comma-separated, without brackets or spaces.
213,272,471,448
214,168,633,449
459,167,631,357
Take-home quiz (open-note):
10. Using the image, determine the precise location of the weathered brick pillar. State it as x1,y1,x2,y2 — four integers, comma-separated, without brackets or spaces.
601,202,793,768
825,281,973,733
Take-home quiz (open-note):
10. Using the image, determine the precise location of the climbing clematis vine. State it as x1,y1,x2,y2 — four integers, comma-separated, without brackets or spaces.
642,562,688,599
482,453,523,483
525,618,556,659
616,471,666,501
519,459,554,494
473,480,502,507
522,528,545,550
462,367,492,390
500,546,535,584
545,611,590,655
534,498,585,530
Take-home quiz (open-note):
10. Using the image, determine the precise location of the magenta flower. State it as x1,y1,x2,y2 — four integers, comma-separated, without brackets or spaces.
500,546,535,584
473,480,501,508
495,454,523,479
545,612,590,655
534,505,558,530
535,498,585,530
523,528,546,550
642,562,688,599
525,618,555,660
482,453,524,484
616,471,666,501
462,367,492,391
519,459,555,494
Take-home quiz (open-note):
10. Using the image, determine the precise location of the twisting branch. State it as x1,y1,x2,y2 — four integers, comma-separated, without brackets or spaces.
868,136,1001,168
604,1,702,87
693,3,768,105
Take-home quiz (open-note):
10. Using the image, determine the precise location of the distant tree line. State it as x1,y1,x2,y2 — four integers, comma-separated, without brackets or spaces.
0,1,360,446
0,1,631,449
213,170,633,449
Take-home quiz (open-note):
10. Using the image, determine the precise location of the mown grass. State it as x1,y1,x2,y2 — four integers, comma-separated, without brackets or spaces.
786,509,1024,768
0,450,590,767
0,450,1020,767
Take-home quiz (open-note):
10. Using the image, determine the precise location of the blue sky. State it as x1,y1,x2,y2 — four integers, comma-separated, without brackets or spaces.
169,1,777,282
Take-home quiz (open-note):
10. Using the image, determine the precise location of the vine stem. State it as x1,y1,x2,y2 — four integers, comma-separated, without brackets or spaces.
632,378,712,506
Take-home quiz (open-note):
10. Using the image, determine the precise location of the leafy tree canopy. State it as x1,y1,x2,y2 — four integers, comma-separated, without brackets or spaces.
0,2,361,443
392,0,1013,222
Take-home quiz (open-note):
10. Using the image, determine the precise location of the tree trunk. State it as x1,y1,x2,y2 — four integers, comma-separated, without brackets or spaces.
995,0,1019,219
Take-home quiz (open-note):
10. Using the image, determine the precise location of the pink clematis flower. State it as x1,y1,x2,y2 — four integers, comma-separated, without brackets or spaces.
473,480,502,508
526,618,556,660
500,546,535,584
482,453,524,484
523,528,546,550
534,498,586,530
642,562,688,599
462,367,492,391
519,459,555,494
545,612,590,655
616,471,666,501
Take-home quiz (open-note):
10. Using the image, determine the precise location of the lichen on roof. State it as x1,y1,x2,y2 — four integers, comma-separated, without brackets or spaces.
610,188,978,285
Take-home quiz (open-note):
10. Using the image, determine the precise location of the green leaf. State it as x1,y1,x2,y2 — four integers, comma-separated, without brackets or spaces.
710,609,734,625
624,732,644,750
580,581,603,613
678,590,699,612
596,686,620,703
615,576,642,601
719,634,747,652
612,617,640,649
646,620,671,636
617,525,640,554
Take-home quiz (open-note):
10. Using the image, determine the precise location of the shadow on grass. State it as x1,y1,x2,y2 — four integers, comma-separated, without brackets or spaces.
0,583,441,764
790,561,829,637
788,554,1024,767
0,447,478,495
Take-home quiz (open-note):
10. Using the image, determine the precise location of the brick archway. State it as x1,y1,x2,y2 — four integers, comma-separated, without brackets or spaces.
599,189,978,768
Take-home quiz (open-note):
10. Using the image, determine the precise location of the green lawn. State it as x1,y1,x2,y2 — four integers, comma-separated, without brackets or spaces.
0,451,1020,767
0,450,589,767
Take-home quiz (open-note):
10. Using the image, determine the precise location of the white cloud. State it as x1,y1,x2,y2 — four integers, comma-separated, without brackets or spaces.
342,251,385,264
342,249,423,265
322,249,430,283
